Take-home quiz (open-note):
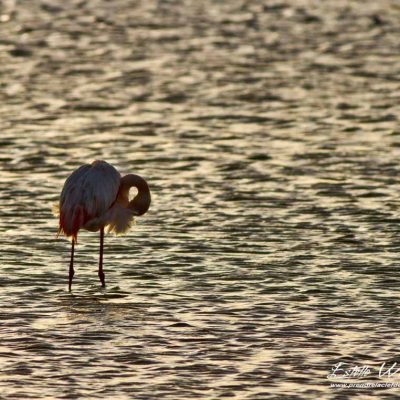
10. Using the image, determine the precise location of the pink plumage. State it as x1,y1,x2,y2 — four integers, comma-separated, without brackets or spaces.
58,161,120,242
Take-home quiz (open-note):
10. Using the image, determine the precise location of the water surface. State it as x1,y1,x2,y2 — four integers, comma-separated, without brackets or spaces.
1,0,400,398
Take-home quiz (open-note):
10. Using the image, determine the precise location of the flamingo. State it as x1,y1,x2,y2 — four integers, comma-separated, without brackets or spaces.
55,160,151,291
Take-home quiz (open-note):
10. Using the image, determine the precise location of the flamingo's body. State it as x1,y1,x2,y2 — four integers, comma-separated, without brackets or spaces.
56,160,151,291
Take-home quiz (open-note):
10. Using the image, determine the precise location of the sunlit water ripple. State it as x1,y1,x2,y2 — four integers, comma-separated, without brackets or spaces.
1,0,400,398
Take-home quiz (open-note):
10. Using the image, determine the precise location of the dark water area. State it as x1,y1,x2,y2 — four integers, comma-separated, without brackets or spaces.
1,0,400,398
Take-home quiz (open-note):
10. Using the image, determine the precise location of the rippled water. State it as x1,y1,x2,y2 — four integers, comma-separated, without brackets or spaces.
1,0,400,398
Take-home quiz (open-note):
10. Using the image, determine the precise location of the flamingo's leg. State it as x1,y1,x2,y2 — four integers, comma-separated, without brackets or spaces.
98,227,105,287
68,240,75,292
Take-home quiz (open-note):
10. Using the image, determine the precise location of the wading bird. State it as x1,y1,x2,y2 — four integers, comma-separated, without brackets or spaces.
55,160,151,291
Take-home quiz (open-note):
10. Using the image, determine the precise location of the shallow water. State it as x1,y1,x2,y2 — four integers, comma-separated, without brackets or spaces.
1,0,400,398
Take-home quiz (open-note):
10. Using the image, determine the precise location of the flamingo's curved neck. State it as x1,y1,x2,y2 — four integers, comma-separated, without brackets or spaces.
118,174,151,215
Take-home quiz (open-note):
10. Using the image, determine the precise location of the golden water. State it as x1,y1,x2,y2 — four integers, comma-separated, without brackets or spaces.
1,0,400,398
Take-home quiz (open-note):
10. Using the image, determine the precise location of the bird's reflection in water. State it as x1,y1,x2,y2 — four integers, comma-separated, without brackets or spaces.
58,288,146,327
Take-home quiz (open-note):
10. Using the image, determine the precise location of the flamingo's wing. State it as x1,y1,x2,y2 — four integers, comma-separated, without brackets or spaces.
58,161,121,240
